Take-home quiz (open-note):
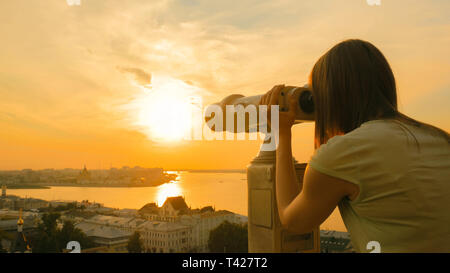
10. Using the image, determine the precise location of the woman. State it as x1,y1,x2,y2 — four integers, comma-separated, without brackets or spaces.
260,39,450,253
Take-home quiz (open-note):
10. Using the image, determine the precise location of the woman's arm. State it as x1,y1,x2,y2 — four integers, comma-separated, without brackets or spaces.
276,126,301,220
260,85,359,234
277,131,358,233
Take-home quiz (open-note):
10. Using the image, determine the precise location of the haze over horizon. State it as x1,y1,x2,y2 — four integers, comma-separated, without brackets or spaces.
1,0,449,170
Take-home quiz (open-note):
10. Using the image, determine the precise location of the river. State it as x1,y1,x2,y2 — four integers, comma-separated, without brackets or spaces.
6,171,345,231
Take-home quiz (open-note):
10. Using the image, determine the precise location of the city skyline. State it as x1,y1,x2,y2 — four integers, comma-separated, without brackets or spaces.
0,165,246,171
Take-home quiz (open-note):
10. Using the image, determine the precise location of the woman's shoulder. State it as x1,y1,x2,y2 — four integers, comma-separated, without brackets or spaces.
334,119,414,146
348,119,449,148
348,119,401,139
323,120,391,147
315,119,410,160
309,119,411,186
321,119,449,164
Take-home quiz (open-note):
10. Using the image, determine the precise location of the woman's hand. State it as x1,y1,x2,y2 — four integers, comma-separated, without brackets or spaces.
259,84,298,135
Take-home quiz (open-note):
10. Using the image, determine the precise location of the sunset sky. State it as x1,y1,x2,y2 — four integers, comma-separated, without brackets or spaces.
0,0,449,170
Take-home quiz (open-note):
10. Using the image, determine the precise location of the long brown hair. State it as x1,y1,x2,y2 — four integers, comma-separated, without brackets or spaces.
310,39,449,148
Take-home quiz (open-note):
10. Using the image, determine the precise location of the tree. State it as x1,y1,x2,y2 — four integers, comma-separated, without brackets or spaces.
208,221,248,253
29,212,94,253
127,231,143,253
30,212,61,252
58,220,95,250
40,202,78,213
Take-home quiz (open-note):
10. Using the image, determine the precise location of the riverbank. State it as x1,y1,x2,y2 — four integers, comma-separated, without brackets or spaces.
5,184,50,189
171,169,246,174
3,182,170,189
2,172,178,189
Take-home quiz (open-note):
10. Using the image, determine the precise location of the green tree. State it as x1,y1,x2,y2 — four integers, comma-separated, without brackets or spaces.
29,212,94,253
30,212,61,252
40,212,61,234
208,221,248,253
58,220,95,250
127,231,143,253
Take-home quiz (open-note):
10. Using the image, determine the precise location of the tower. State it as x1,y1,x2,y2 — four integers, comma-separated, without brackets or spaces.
77,164,91,184
1,184,6,198
10,208,31,253
17,208,24,232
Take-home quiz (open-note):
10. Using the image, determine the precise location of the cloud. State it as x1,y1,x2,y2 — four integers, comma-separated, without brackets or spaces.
117,66,152,86
0,111,16,121
1,0,449,170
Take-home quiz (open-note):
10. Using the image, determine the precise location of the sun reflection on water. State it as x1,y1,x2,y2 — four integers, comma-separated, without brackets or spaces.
156,180,183,206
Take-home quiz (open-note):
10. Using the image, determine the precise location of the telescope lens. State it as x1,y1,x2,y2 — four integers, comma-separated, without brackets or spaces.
299,90,314,113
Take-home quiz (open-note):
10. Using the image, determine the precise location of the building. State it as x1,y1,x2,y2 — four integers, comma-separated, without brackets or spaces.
74,215,144,251
49,200,76,207
75,221,132,250
9,209,31,253
83,215,145,233
138,202,159,219
138,221,192,253
140,196,190,222
138,196,246,252
113,209,138,218
73,243,129,253
161,196,190,217
0,209,39,251
179,209,243,252
71,196,246,253
0,210,40,232
77,165,92,184
18,198,49,210
0,194,49,211
79,200,103,209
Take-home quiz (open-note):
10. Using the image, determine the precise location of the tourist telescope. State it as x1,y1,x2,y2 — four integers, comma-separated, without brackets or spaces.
205,84,320,253
205,85,315,133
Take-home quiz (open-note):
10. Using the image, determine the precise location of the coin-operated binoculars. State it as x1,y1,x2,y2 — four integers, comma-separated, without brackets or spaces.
206,85,320,253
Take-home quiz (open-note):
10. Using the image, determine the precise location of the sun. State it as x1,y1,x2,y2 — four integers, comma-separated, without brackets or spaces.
129,75,204,142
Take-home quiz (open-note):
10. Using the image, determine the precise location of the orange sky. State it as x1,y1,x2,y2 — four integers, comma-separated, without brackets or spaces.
0,0,449,170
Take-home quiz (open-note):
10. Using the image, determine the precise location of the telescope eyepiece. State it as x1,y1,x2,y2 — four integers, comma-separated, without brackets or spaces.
299,90,314,114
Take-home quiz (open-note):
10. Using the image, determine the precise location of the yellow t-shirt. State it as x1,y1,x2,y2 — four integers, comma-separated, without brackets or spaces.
309,119,450,253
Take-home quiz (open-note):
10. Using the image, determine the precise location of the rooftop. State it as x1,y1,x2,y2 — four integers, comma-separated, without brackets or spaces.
162,196,189,211
87,215,135,226
76,222,132,239
138,221,190,232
